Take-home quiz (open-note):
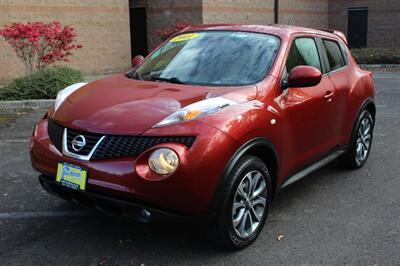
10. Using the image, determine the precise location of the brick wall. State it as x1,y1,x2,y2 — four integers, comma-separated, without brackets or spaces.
329,0,400,48
134,0,329,51
130,0,203,51
202,0,275,25
0,0,131,84
1,0,398,84
202,0,328,28
279,0,329,28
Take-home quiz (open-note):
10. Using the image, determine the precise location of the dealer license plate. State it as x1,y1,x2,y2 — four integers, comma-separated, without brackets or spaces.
56,163,87,191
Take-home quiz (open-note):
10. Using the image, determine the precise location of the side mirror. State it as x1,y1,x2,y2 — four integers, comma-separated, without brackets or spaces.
132,55,144,67
286,66,322,88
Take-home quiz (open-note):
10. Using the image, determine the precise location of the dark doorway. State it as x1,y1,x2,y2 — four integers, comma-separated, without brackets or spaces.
347,8,368,48
129,7,148,58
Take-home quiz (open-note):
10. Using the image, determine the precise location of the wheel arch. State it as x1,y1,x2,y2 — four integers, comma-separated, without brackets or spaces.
208,137,279,214
348,98,376,145
363,99,376,121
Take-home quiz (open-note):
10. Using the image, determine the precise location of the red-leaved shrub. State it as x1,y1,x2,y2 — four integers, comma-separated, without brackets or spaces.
0,21,82,73
157,21,192,41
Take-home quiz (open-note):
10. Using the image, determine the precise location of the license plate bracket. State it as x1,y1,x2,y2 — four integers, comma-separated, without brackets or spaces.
56,162,88,191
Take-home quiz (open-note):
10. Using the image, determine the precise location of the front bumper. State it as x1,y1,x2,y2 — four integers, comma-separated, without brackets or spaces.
30,118,238,215
38,175,214,223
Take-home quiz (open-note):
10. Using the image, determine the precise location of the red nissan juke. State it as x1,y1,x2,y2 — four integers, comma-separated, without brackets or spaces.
29,24,375,249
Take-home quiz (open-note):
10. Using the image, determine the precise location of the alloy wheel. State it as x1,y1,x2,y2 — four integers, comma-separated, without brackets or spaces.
232,170,267,238
355,117,372,165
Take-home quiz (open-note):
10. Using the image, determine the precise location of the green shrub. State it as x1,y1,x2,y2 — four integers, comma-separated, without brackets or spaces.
0,66,84,101
351,48,400,64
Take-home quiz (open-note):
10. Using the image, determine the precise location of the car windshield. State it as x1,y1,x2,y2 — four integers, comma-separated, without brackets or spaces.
130,31,280,86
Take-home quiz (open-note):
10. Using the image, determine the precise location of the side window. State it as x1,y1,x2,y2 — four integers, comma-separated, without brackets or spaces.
339,42,349,65
323,40,346,71
285,38,321,76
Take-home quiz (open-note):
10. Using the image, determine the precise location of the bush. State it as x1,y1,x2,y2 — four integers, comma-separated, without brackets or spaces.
157,21,192,41
0,21,82,73
0,66,84,100
351,48,400,64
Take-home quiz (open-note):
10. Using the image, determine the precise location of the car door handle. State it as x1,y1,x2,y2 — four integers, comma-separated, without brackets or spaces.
324,91,334,102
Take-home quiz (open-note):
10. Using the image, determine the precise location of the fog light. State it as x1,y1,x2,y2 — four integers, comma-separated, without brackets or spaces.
148,148,179,175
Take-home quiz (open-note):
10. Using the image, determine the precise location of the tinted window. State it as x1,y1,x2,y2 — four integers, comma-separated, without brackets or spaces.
285,38,321,74
339,42,349,65
323,40,346,71
131,31,280,86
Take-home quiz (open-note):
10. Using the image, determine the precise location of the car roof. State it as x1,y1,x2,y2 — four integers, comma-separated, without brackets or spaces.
184,24,344,43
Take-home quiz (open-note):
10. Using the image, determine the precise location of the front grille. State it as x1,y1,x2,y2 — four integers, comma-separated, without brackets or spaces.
91,135,196,160
47,119,196,160
47,119,63,152
66,129,103,156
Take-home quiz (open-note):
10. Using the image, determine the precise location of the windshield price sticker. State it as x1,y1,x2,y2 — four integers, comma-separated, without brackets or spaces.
169,33,200,43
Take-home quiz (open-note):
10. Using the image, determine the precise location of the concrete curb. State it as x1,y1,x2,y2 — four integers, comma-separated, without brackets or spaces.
0,99,54,111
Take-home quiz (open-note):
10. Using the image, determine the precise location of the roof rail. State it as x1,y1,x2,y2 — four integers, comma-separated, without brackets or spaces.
316,28,348,45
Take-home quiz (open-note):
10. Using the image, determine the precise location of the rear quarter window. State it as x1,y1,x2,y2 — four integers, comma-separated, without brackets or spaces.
323,40,346,72
339,42,349,65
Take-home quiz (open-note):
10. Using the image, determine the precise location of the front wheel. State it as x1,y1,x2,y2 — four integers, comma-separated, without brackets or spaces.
340,110,374,169
211,155,272,250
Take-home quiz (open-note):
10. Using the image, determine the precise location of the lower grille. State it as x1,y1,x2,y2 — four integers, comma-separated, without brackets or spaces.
47,119,196,160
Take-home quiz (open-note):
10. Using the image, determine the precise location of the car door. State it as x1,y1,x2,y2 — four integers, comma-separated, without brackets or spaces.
319,38,352,147
278,36,340,176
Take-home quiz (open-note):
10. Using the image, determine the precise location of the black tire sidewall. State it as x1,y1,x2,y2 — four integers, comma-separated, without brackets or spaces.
350,110,374,168
216,155,272,249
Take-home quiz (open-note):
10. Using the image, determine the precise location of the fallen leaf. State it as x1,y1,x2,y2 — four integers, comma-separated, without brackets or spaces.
98,256,111,265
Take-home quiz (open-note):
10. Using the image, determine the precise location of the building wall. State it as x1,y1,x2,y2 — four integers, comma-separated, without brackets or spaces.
0,0,398,84
202,0,275,25
130,0,203,51
329,0,400,48
279,0,329,28
202,0,328,28
0,0,131,84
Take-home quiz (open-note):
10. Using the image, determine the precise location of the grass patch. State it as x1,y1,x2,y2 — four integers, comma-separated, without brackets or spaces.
0,114,16,125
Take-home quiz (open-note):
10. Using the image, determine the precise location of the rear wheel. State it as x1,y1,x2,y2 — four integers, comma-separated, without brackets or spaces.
211,155,272,249
340,110,374,169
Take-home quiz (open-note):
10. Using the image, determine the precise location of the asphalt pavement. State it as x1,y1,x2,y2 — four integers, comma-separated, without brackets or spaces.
0,71,399,265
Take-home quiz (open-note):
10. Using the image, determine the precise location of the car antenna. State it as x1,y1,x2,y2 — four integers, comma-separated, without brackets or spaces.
288,16,294,25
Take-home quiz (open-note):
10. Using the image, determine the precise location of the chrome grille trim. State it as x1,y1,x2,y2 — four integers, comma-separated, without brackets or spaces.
62,128,106,161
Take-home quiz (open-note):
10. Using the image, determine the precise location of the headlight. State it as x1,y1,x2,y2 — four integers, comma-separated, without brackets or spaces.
154,97,236,127
148,148,179,175
54,83,87,111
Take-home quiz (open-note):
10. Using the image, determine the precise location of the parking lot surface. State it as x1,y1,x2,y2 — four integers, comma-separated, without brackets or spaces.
0,71,399,265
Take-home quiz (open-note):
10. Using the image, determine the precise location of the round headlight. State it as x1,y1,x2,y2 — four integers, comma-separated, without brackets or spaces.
148,148,179,175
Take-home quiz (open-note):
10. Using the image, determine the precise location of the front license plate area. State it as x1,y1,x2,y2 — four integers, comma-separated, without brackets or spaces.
56,163,87,191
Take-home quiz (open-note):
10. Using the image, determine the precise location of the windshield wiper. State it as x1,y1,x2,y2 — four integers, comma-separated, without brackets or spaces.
151,76,186,84
128,70,144,80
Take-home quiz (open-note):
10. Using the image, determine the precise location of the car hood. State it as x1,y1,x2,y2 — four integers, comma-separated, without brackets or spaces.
50,74,257,135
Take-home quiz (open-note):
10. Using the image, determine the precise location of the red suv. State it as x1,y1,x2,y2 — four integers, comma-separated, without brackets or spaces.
29,24,375,249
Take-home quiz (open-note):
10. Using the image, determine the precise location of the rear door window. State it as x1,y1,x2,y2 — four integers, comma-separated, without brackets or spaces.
323,40,346,72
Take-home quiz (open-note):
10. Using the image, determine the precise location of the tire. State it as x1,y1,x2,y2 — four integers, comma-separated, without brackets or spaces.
340,110,374,169
211,155,272,250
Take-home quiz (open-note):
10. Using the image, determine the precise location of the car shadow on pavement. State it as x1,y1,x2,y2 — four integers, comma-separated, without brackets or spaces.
6,160,354,263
